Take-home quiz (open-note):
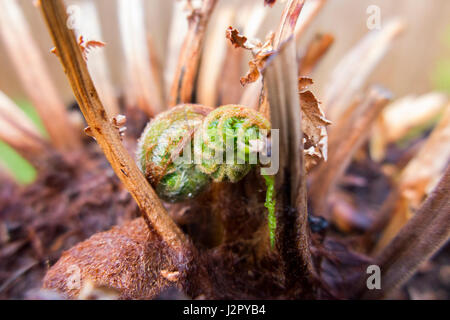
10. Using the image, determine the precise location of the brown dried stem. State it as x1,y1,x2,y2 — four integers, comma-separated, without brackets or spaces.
241,0,306,110
169,0,218,107
359,166,450,299
370,93,448,161
298,33,334,75
197,4,235,107
273,0,305,48
294,0,327,41
39,0,188,258
310,86,392,217
323,19,404,122
0,91,47,162
117,0,163,116
264,39,316,296
0,0,79,151
147,34,165,112
164,0,190,99
370,104,450,251
197,1,268,108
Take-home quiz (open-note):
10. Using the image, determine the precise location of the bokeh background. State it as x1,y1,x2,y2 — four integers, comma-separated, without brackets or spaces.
0,0,449,183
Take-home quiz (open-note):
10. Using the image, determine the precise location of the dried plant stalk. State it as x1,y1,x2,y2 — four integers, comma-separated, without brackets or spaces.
0,0,79,150
117,0,163,116
374,104,450,251
239,0,270,39
239,81,263,110
265,40,316,295
294,0,327,41
298,33,334,75
359,166,450,299
370,93,448,161
197,0,268,108
323,19,404,122
310,86,392,217
273,0,305,48
395,104,450,199
197,5,235,107
164,0,190,98
74,0,119,117
240,0,305,110
169,0,218,106
147,34,165,111
217,43,245,105
0,90,46,160
39,0,188,259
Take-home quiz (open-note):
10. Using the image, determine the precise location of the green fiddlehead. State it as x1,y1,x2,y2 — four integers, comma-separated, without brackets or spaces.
137,104,276,247
198,105,270,182
136,104,213,202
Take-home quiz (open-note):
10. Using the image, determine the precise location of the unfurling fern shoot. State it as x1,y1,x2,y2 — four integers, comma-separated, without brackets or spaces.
137,104,277,247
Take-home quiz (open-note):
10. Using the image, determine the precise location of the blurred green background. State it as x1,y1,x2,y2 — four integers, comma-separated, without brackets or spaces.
0,100,46,184
432,25,450,93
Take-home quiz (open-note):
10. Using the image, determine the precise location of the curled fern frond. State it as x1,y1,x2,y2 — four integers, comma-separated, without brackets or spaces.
137,104,213,202
137,104,271,202
137,104,276,247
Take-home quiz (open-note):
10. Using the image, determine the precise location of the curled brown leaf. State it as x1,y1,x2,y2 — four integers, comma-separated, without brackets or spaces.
301,91,331,147
226,27,275,86
226,26,248,49
304,147,322,173
298,77,331,169
241,56,267,86
298,76,314,92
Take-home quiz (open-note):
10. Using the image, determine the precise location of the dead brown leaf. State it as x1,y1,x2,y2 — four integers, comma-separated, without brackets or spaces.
298,77,331,169
226,27,275,86
304,147,322,172
241,59,263,86
226,26,248,49
298,76,314,91
300,91,331,149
